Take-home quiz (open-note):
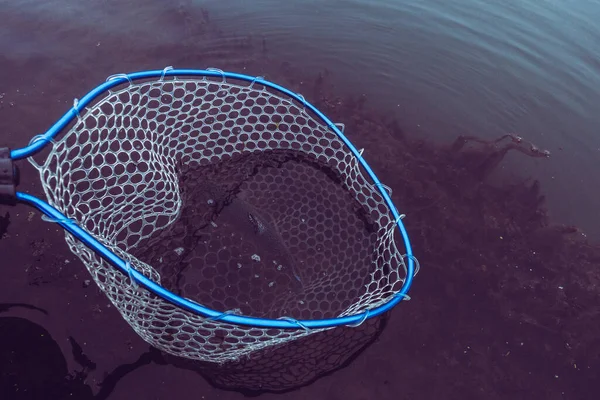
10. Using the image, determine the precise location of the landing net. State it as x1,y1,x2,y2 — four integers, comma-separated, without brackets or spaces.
29,69,415,364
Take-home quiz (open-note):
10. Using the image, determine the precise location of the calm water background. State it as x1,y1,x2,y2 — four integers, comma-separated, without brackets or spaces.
1,0,599,398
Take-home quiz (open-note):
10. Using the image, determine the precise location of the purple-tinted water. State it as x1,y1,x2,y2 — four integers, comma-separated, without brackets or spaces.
1,0,599,399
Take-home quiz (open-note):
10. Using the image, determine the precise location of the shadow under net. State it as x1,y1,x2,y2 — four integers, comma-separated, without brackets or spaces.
119,149,389,393
132,148,380,321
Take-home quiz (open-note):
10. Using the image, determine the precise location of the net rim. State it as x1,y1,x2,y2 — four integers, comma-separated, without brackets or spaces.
11,67,416,330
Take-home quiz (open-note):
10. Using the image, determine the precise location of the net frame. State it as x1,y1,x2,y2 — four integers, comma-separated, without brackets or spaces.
10,68,417,331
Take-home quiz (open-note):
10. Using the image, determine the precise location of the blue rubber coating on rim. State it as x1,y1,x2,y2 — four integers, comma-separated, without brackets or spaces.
11,69,415,329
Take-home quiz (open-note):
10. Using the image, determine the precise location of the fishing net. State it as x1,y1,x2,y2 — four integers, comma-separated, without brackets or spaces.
30,74,409,366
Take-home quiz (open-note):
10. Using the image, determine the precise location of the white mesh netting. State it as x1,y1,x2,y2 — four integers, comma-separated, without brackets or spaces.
32,75,408,364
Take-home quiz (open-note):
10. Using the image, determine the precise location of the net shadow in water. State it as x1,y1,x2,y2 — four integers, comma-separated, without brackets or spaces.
121,150,392,394
134,149,380,321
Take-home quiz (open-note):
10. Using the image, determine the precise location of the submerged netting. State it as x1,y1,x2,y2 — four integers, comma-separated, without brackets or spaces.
31,73,410,365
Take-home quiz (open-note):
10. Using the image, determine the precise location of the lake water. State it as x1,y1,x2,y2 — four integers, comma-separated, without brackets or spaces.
0,0,599,399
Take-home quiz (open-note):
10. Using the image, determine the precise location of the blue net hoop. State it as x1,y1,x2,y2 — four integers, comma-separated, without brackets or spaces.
6,68,417,363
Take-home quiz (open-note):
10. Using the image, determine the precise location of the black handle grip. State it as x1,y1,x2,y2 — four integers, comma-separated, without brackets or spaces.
0,147,19,206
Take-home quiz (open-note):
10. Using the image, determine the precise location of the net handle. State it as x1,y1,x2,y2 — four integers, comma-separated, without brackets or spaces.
8,68,416,330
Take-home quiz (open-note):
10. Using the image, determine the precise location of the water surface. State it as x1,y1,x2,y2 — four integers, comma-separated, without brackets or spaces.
0,0,599,398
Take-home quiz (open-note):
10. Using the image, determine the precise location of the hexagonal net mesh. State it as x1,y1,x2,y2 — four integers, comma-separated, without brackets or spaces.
31,75,409,364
